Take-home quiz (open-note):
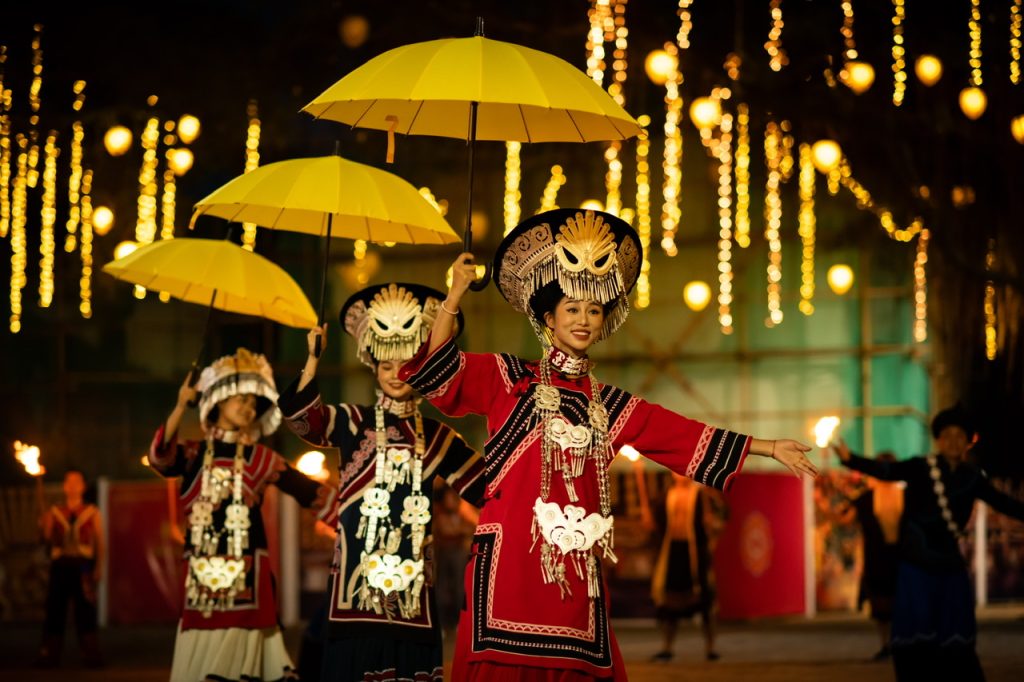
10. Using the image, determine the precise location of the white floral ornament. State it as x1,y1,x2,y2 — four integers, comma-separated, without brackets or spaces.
190,556,245,591
401,495,431,526
546,417,593,452
360,487,391,519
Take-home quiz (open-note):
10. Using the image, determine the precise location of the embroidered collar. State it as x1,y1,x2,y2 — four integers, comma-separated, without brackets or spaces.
375,391,420,418
547,346,592,377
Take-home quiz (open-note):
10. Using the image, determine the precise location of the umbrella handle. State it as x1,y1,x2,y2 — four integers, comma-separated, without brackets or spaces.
186,362,200,408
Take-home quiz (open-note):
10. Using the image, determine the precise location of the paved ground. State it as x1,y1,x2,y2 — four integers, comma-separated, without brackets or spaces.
2,606,1022,681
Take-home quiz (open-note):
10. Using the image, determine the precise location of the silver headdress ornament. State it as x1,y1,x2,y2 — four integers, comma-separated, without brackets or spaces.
494,209,642,344
342,282,460,368
196,348,281,437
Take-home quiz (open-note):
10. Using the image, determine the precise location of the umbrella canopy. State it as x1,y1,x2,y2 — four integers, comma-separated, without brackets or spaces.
102,238,317,329
302,35,641,143
190,154,458,245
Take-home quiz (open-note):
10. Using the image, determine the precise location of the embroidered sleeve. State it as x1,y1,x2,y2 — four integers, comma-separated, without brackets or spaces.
611,391,751,493
431,422,487,507
398,336,503,417
148,424,200,477
278,374,352,449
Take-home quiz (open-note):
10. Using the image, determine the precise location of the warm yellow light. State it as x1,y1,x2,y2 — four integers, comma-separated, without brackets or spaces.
580,199,604,212
113,240,138,260
1012,115,1024,144
92,206,114,235
339,15,370,49
959,87,987,120
914,55,943,86
104,125,133,156
683,280,712,311
827,264,855,295
168,148,194,175
296,451,330,481
618,444,641,462
811,140,842,174
14,440,45,477
177,115,201,144
644,49,678,85
813,416,841,448
689,97,722,130
841,61,875,94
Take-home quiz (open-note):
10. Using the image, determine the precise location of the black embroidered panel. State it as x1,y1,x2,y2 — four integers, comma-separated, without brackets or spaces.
693,428,747,489
469,529,612,667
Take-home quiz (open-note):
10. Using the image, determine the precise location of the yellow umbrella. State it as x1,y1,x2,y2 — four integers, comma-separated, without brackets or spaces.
191,154,458,245
303,20,640,289
102,237,317,329
302,35,641,143
191,152,457,354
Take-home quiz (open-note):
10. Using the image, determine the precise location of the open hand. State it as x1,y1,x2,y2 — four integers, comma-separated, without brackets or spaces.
831,438,852,463
772,439,818,478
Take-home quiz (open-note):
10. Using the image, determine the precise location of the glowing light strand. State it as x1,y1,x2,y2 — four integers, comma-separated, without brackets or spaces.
1011,0,1021,85
969,0,983,87
841,1,858,61
832,158,923,241
734,104,751,248
242,100,260,251
65,94,85,253
538,165,567,213
9,135,27,332
0,70,11,239
984,239,997,360
660,42,683,256
717,113,735,334
134,116,161,299
766,0,788,71
503,141,522,235
798,144,816,316
79,169,93,319
764,123,784,326
26,25,42,189
677,0,695,50
912,228,929,342
892,0,907,106
38,131,58,308
585,1,611,87
634,115,652,309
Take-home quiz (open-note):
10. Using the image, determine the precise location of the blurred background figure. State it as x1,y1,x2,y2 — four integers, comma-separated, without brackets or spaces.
432,483,479,637
35,469,104,668
837,452,903,660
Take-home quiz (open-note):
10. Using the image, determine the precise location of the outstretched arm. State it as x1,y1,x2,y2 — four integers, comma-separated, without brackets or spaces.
832,439,915,481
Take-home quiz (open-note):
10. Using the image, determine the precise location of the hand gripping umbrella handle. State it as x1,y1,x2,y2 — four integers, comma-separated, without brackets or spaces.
465,229,492,292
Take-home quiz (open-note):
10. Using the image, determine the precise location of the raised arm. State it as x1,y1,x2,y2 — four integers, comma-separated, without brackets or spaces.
278,325,353,451
150,374,201,477
832,439,916,481
429,252,476,355
163,373,197,447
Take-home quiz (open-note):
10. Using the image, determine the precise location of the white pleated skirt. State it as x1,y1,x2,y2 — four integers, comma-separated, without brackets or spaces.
170,622,296,682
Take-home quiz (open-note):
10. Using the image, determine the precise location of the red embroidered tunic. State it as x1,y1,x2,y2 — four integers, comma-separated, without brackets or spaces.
400,338,751,679
149,424,336,631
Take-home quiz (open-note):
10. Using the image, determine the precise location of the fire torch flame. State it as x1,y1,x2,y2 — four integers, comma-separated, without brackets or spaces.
296,451,329,482
618,444,641,462
14,440,45,476
813,417,841,448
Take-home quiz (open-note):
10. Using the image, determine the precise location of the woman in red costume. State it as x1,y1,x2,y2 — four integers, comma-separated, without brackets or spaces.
399,208,818,680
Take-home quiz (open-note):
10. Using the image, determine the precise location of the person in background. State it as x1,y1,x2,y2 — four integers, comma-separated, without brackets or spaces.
432,483,479,637
35,469,104,668
834,405,1024,682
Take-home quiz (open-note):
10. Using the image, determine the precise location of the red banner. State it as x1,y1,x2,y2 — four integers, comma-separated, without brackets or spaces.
714,472,805,619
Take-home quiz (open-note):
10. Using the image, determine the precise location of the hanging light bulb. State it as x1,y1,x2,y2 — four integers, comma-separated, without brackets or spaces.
103,125,133,156
811,140,842,173
644,49,678,86
827,264,855,295
1012,115,1024,143
113,240,138,260
841,61,875,93
959,86,987,119
914,55,943,86
683,281,712,311
92,206,114,236
177,115,201,144
168,148,194,175
688,97,721,130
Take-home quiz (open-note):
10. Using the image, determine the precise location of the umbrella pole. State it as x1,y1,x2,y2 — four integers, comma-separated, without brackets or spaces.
465,16,492,292
314,213,333,358
186,288,218,404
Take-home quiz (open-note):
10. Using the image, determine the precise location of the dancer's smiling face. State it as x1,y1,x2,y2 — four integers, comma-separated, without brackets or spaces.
543,297,605,358
376,360,414,401
216,394,259,431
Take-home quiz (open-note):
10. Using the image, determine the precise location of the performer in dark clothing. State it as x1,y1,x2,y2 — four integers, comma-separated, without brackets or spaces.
834,406,1024,682
278,282,485,682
